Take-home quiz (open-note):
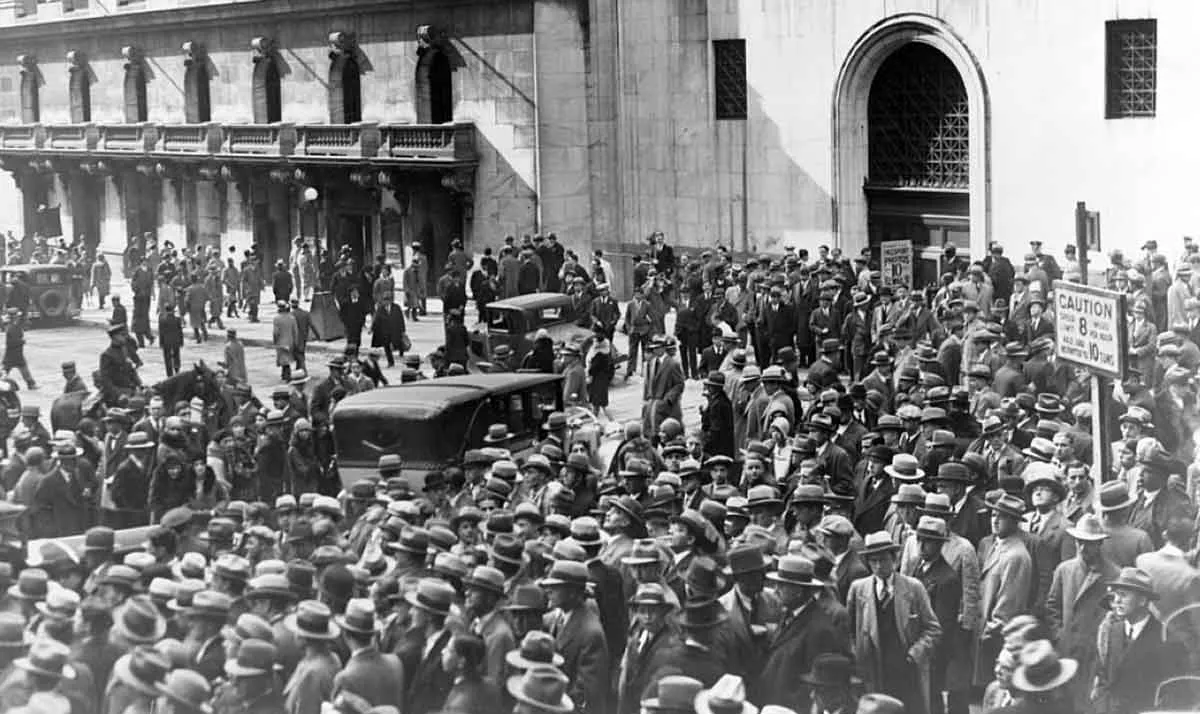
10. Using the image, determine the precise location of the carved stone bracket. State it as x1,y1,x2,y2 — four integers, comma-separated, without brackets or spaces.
80,160,110,177
251,37,276,64
66,51,87,74
181,41,205,68
328,31,357,61
135,162,160,181
440,168,474,220
17,54,36,76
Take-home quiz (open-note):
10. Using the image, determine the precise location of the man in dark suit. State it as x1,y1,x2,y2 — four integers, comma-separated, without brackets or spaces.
719,545,781,684
462,565,517,687
396,579,456,714
806,339,842,392
1093,567,1188,714
32,443,89,538
818,515,868,604
700,372,735,458
542,560,609,714
757,555,847,711
617,583,683,714
333,599,406,710
862,352,895,413
574,519,628,660
913,517,966,714
854,445,897,535
1024,295,1055,343
440,633,500,714
758,287,796,360
1128,446,1193,549
842,292,873,380
645,337,685,439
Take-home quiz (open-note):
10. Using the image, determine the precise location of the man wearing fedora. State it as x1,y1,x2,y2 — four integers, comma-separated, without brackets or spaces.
758,555,847,711
1093,567,1188,714
463,565,517,688
1024,471,1071,610
541,560,609,714
616,583,682,714
700,371,735,459
217,639,286,714
1135,506,1200,670
396,579,456,714
846,531,941,714
332,599,405,710
1045,513,1120,712
718,544,780,683
910,515,970,714
643,336,685,442
975,494,1034,688
440,633,500,714
1128,443,1192,549
1095,481,1154,567
803,653,857,714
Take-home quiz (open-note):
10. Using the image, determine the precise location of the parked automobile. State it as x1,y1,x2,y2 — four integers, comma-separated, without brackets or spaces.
331,372,564,488
468,292,592,363
0,264,80,324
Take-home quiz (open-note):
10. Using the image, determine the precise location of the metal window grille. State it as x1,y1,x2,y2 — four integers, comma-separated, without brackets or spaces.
713,39,747,120
1106,20,1157,118
867,43,969,190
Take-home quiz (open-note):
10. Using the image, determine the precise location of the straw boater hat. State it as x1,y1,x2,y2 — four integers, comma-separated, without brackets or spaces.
859,531,902,558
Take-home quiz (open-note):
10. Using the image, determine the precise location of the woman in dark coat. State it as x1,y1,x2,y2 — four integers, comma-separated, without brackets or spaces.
339,286,369,349
287,418,324,494
521,329,556,373
370,295,408,367
146,457,195,522
444,309,469,367
587,325,614,420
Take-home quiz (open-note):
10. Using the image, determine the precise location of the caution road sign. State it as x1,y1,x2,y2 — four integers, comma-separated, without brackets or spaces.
1053,280,1127,378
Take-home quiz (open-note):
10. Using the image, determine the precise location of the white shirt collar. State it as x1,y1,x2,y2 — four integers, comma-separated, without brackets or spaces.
1126,613,1151,641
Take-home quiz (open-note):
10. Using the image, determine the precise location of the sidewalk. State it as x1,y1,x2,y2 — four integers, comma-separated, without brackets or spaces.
76,295,455,357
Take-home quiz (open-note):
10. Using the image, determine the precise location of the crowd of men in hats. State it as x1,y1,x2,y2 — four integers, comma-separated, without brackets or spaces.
0,230,1199,714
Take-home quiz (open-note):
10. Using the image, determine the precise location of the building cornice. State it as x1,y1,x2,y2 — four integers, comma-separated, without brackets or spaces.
0,0,488,43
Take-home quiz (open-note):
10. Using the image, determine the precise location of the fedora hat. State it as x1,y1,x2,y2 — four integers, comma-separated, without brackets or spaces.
34,588,79,622
156,669,213,714
224,639,280,678
245,573,297,602
501,584,549,613
1098,481,1137,512
915,516,950,542
404,579,456,617
1024,473,1067,502
608,495,645,525
1011,640,1078,693
629,582,675,609
932,462,971,483
567,516,602,545
980,415,1004,436
184,590,234,622
483,424,514,443
695,674,757,714
859,531,902,558
746,484,784,511
621,539,663,567
540,560,590,589
221,613,275,646
507,666,574,713
1108,567,1159,599
765,555,825,588
682,557,730,597
1065,513,1109,542
464,565,507,595
336,598,378,635
285,600,341,640
641,675,704,713
884,454,925,482
726,544,768,576
890,483,927,506
15,640,75,681
113,647,171,698
917,492,953,517
1022,438,1056,462
800,653,856,689
8,568,48,602
679,595,729,629
506,631,565,670
490,533,524,567
450,506,485,532
114,595,168,645
388,526,431,557
0,613,29,650
986,493,1028,520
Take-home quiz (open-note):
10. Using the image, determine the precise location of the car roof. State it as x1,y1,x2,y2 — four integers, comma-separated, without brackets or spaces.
333,372,563,419
485,292,571,311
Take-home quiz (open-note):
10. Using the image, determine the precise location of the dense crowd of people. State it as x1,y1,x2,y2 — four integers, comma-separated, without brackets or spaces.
0,228,1196,714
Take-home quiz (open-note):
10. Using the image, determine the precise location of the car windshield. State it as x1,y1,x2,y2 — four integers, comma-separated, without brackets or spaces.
484,309,521,333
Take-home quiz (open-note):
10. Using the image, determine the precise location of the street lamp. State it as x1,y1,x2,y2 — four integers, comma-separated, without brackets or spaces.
301,186,319,246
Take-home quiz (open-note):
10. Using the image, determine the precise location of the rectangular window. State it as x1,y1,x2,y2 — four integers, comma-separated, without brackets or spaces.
15,0,36,17
1106,19,1157,118
713,39,747,120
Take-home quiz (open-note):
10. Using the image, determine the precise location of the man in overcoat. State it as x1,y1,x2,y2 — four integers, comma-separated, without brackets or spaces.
541,560,609,714
911,516,965,714
1044,513,1120,712
616,583,682,714
974,494,1034,687
846,531,942,714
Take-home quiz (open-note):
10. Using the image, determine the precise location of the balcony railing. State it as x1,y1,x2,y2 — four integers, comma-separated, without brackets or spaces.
223,123,296,157
158,123,223,154
295,122,380,158
0,121,476,164
100,123,158,153
45,124,99,152
380,123,475,162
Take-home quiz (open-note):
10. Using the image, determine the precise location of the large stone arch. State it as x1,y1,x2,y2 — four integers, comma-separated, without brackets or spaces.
831,13,991,259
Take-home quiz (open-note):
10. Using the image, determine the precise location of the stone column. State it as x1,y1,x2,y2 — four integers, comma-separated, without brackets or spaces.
196,180,222,250
225,179,253,255
159,177,186,248
100,174,128,279
53,173,75,244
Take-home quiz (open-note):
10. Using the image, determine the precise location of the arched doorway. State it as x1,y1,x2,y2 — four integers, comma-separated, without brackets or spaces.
832,14,990,268
416,48,453,124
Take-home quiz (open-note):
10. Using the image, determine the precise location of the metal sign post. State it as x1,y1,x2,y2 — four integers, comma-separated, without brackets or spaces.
1054,280,1127,487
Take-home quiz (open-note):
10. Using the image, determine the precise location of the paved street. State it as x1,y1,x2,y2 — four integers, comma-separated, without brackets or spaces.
11,295,702,434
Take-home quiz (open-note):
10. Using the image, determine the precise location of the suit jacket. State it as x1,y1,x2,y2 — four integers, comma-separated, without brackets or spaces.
862,369,894,412
1129,488,1192,549
398,628,454,714
442,675,501,714
1024,316,1055,344
913,556,968,690
1025,510,1071,611
31,468,88,538
847,573,942,714
1094,611,1187,714
617,625,683,714
834,420,869,463
900,532,982,634
854,474,895,536
284,650,340,714
757,599,847,711
949,491,990,546
976,535,1033,683
842,309,872,358
718,587,781,683
833,550,869,604
1136,547,1200,669
648,356,686,422
473,610,517,687
550,603,610,714
1045,556,1120,710
332,646,406,711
